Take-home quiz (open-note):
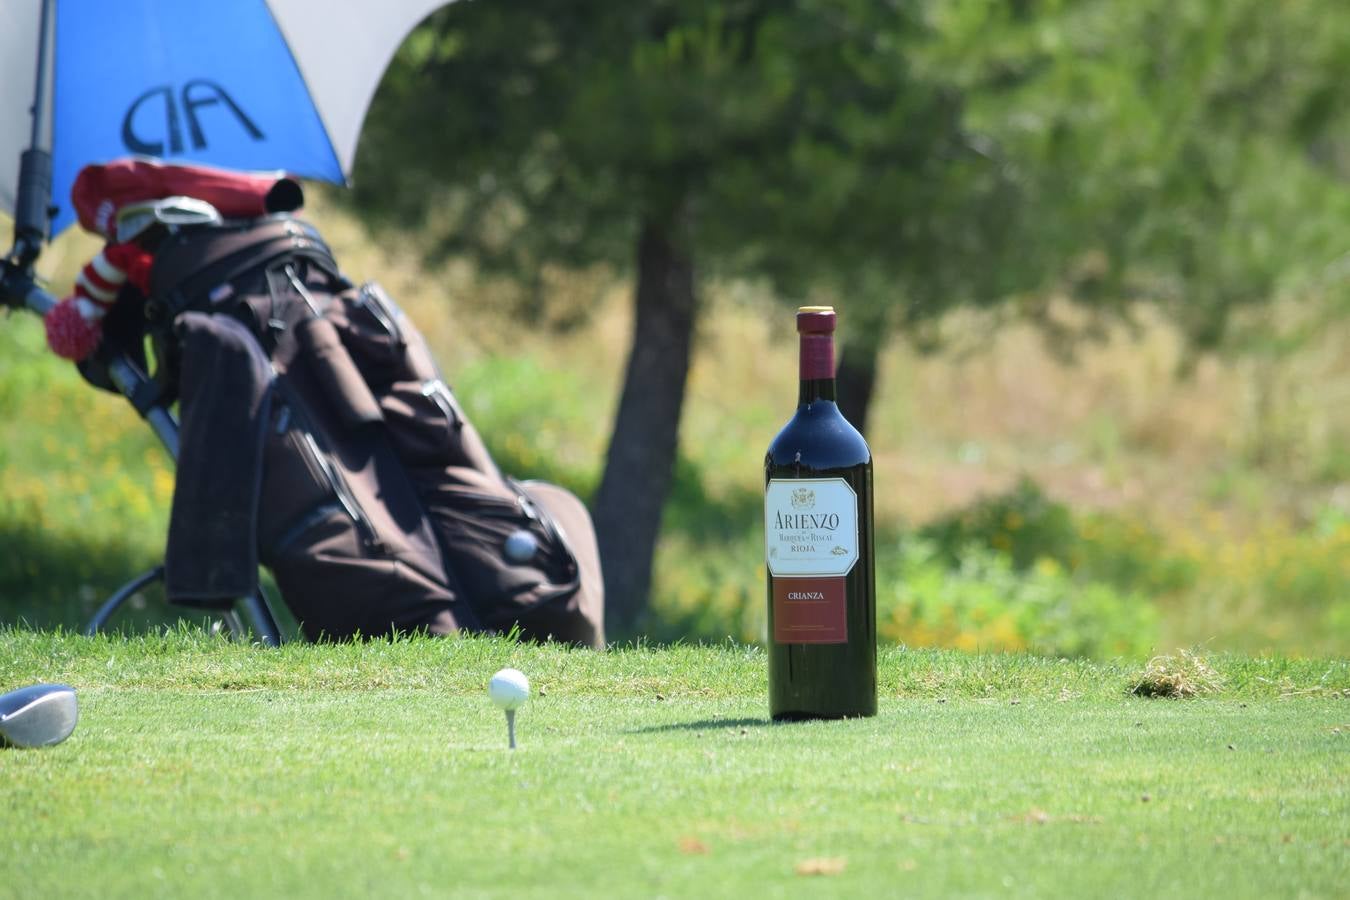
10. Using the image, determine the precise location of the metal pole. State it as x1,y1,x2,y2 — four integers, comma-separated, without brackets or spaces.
29,0,55,153
238,590,282,647
106,357,182,458
11,0,57,267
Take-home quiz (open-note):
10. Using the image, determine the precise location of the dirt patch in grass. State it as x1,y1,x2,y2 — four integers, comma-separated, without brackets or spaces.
795,858,847,877
1131,650,1224,698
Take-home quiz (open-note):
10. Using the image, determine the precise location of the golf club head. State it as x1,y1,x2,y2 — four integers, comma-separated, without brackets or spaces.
0,684,79,749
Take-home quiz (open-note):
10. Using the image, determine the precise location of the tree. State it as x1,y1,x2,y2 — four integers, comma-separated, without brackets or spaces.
352,0,1016,633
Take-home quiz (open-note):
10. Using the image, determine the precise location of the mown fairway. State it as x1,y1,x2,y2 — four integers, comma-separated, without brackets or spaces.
1,631,1346,899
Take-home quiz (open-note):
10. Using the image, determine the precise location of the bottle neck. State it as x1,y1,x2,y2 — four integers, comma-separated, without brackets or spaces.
798,332,836,404
799,377,836,404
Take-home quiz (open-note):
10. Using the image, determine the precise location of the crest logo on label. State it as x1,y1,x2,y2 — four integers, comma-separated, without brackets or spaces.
791,488,816,510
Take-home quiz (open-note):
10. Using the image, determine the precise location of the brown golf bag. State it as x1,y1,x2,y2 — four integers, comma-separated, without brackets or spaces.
143,215,604,646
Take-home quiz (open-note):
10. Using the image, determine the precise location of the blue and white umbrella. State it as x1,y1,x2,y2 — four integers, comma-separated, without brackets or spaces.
2,0,451,236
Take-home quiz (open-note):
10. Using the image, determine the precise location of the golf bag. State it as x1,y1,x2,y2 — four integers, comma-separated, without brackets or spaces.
133,215,604,645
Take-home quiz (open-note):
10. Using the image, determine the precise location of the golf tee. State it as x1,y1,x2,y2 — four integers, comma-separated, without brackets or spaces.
506,709,517,750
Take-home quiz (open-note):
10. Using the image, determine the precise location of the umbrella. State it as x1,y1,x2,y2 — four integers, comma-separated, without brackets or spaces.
1,0,451,242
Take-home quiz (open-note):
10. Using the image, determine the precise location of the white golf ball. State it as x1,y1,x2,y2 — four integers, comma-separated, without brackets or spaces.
488,668,530,711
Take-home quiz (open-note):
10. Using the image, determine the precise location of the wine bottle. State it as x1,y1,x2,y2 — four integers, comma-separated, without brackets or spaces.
764,306,876,719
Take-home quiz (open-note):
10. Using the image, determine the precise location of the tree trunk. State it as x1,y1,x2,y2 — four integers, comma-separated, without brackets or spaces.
835,320,885,439
593,216,698,635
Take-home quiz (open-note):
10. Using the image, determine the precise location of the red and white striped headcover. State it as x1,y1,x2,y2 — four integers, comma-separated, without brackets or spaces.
72,243,150,320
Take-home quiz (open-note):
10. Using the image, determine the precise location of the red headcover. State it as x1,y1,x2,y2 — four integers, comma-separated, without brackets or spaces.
70,158,297,239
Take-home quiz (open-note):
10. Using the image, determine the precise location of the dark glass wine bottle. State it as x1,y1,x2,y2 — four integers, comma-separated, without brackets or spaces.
764,306,876,720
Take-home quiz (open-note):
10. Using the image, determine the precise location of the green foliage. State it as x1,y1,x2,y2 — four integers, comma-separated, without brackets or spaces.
933,0,1350,346
922,477,1079,572
920,477,1196,597
648,527,1158,660
0,316,172,629
357,0,1350,346
351,1,1059,318
881,540,1158,659
917,477,1350,657
452,355,605,495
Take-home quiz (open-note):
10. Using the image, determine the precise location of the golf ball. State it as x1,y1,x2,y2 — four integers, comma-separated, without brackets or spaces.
503,529,539,563
488,668,530,710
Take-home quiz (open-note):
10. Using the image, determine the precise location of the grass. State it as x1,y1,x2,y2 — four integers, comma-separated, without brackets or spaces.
2,631,1347,899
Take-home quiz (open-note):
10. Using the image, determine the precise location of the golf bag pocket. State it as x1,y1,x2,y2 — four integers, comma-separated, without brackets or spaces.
294,316,384,429
322,281,603,646
255,395,476,641
327,283,499,473
514,480,605,648
330,282,410,383
377,378,501,473
418,471,603,648
264,508,462,640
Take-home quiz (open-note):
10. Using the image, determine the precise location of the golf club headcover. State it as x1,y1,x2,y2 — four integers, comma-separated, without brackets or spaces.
44,242,153,361
71,159,301,240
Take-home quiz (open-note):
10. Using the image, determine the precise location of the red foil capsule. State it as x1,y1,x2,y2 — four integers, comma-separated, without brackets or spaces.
797,305,836,381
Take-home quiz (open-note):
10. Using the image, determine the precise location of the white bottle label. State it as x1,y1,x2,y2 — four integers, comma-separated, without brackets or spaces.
765,477,859,577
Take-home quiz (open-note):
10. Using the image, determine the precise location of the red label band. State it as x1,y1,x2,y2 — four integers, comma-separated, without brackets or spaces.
772,576,848,644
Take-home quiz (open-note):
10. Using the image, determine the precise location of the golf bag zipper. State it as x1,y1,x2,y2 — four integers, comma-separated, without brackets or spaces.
435,487,534,519
298,429,382,552
275,388,382,552
357,282,405,349
421,378,461,429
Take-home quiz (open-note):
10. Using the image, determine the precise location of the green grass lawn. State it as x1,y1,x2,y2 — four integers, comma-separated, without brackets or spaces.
2,631,1346,899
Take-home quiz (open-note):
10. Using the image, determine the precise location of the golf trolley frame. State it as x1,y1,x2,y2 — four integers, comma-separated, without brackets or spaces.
1,0,282,644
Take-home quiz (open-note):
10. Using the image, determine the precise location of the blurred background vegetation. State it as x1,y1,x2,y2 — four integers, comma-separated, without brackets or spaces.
3,0,1349,658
